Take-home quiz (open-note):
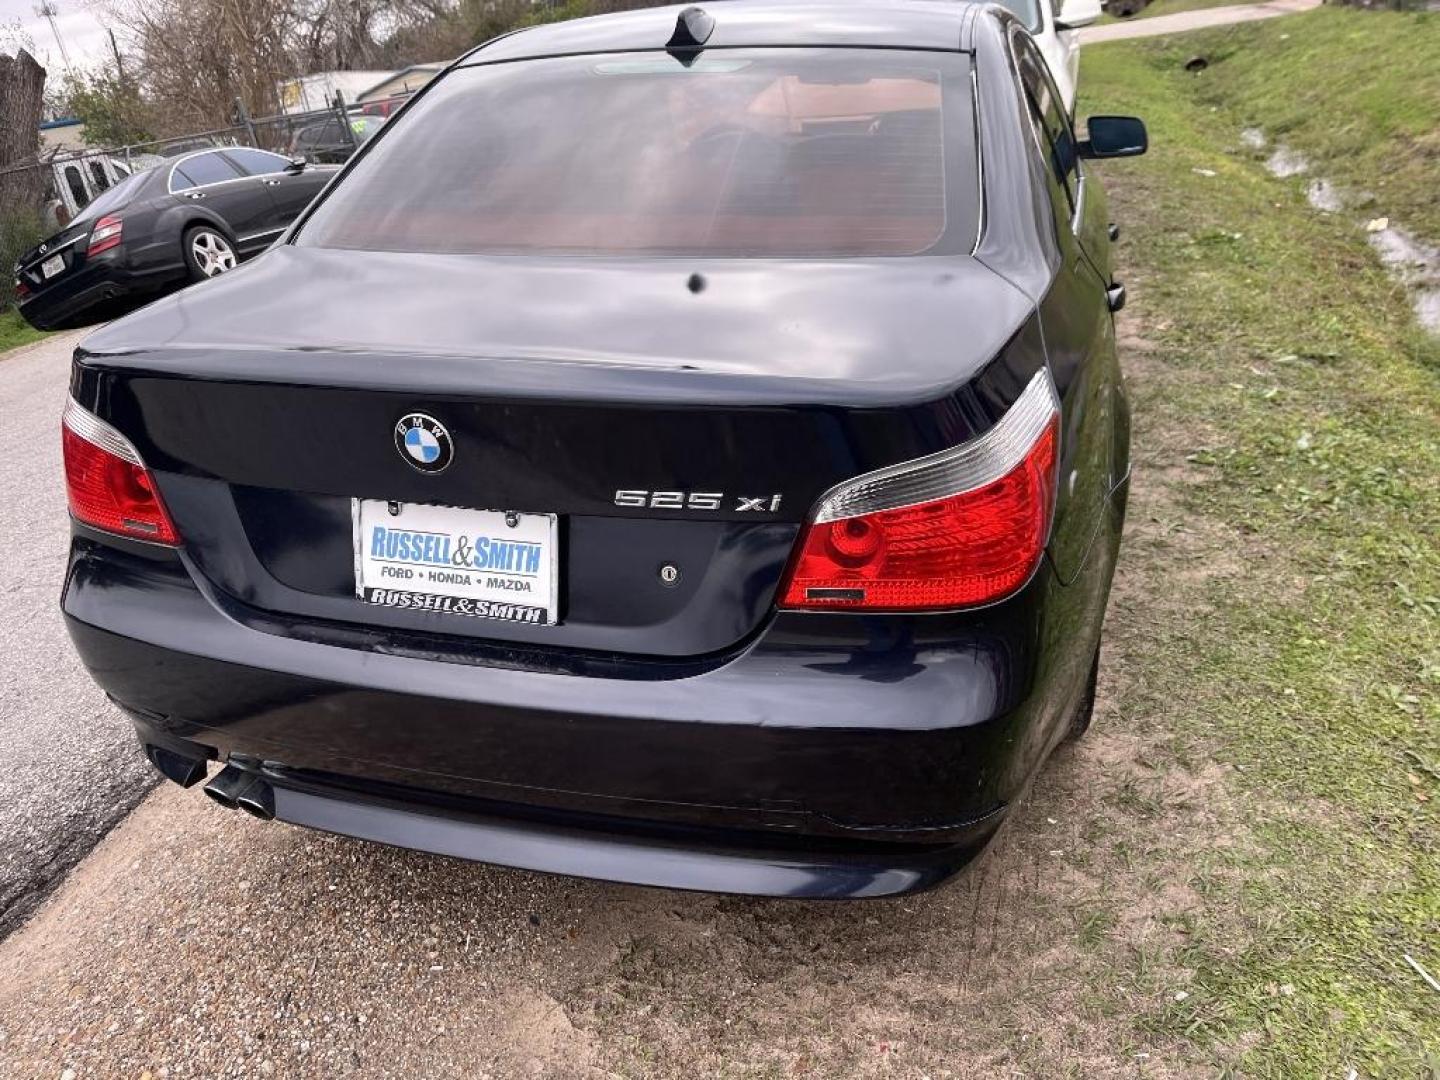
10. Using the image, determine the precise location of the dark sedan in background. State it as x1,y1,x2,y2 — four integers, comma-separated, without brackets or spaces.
61,0,1146,898
288,114,387,164
14,147,337,330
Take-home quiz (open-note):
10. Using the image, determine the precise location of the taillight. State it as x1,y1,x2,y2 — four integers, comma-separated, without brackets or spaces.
779,368,1060,611
62,397,179,544
87,215,123,257
14,278,28,298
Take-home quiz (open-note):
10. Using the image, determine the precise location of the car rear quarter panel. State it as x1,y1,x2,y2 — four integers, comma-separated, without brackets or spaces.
970,12,1126,587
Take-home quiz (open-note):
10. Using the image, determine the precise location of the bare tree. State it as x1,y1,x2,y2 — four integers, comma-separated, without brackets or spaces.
0,49,47,204
1,48,47,310
93,0,682,140
100,0,467,131
103,0,302,129
0,19,36,57
288,0,460,68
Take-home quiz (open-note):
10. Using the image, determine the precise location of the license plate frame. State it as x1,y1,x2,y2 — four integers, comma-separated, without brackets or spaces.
351,499,559,626
40,254,64,280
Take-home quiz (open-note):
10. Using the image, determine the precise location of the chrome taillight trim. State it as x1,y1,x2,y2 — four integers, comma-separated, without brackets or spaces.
812,368,1060,524
62,396,144,466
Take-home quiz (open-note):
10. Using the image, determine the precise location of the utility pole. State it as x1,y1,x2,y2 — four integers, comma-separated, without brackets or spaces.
108,28,125,82
33,1,75,80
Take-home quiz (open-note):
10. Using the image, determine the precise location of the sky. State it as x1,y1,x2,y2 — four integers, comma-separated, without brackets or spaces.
0,0,118,74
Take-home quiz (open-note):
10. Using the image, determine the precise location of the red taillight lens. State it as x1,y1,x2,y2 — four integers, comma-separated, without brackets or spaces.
87,215,123,257
779,370,1060,611
62,398,179,544
14,278,29,298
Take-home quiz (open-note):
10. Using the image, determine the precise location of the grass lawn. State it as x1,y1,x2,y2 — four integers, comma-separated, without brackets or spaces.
1137,6,1440,241
1076,11,1439,1075
0,310,47,355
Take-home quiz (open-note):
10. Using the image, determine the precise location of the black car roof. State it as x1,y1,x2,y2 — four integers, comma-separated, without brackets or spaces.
459,0,984,65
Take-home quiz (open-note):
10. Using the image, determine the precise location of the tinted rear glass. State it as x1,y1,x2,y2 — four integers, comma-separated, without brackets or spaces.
71,167,151,226
298,49,978,257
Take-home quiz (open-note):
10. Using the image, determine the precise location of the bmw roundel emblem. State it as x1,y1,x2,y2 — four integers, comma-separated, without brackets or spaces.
394,413,453,474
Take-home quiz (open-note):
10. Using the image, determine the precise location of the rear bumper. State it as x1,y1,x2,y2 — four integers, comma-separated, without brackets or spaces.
63,531,1079,897
136,748,1001,898
20,277,122,331
18,259,181,330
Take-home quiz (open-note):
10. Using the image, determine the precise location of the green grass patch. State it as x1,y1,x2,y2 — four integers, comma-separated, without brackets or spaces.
1131,6,1440,240
0,310,47,355
1082,24,1438,1077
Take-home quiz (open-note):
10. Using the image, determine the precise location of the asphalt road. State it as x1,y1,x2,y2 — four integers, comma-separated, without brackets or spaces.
0,329,158,939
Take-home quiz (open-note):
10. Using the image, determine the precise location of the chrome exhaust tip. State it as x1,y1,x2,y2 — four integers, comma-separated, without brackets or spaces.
202,764,251,809
145,744,208,788
235,777,275,821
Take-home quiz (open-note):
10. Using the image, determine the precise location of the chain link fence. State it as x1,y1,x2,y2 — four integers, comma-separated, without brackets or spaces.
243,93,404,164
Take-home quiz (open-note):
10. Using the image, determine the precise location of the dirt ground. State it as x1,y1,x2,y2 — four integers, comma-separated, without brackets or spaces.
0,319,1256,1079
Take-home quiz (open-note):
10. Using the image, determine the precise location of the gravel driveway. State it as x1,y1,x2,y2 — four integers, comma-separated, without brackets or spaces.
0,330,158,939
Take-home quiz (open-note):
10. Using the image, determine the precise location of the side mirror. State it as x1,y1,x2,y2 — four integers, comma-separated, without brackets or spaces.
1055,0,1103,30
284,156,307,174
1079,115,1148,159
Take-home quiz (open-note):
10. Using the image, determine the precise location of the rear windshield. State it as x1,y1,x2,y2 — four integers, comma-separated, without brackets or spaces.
297,49,978,258
71,168,152,226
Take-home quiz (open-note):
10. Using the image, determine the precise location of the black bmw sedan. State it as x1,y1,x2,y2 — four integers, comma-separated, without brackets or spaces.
15,147,337,330
60,1,1146,898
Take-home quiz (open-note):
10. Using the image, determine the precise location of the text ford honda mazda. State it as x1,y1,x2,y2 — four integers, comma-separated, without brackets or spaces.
61,1,1146,897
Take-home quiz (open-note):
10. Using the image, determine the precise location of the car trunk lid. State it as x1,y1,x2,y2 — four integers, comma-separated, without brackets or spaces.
16,221,94,292
73,247,1033,661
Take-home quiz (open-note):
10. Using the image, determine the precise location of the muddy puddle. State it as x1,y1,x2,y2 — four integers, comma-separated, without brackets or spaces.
1367,225,1440,335
1265,145,1309,178
1306,179,1343,212
1248,127,1439,335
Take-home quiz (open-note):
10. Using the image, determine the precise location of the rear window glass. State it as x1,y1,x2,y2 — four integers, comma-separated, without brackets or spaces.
71,168,151,226
297,49,978,257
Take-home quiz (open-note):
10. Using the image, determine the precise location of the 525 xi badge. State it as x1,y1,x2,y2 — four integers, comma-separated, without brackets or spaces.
614,490,783,513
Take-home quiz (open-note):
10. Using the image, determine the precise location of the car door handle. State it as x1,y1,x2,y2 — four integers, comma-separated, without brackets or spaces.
263,179,281,186
185,192,205,200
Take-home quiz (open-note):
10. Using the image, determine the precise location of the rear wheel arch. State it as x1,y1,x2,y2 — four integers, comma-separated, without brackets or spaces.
178,213,235,245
